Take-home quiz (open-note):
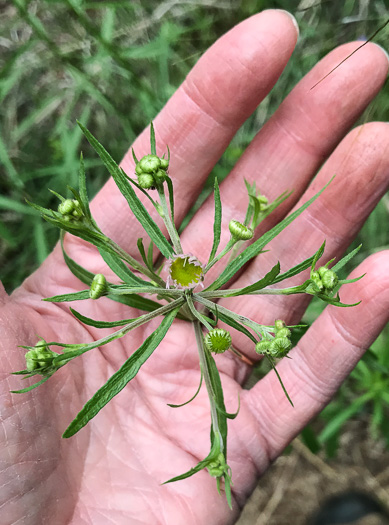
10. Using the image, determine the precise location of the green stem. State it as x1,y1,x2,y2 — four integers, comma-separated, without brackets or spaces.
186,294,214,331
204,239,235,274
199,284,306,299
54,297,185,364
193,321,223,450
158,185,182,254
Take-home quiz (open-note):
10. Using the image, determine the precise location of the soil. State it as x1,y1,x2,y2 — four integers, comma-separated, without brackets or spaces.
237,418,389,525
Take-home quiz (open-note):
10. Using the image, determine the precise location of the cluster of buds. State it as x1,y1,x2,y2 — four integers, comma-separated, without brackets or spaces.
58,199,84,222
204,328,232,354
255,319,292,358
228,220,254,242
135,154,169,190
25,339,59,375
309,266,339,295
207,452,229,478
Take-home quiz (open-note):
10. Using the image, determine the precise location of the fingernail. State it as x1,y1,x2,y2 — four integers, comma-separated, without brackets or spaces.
275,9,299,37
371,42,389,65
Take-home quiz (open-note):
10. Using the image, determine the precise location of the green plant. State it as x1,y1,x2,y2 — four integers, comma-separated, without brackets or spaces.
12,123,363,506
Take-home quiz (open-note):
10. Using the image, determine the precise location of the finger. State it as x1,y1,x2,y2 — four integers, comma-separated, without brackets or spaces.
243,251,389,465
180,41,388,268
219,121,389,353
87,10,298,254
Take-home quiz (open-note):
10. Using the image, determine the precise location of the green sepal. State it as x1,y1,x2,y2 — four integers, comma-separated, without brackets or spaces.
62,305,180,437
167,369,203,408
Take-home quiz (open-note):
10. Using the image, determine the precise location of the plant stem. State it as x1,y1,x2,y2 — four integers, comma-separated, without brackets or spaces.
158,185,182,254
204,239,235,274
186,294,214,331
199,284,306,298
193,321,223,450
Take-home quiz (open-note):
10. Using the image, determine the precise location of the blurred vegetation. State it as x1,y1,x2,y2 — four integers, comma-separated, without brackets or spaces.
1,0,388,452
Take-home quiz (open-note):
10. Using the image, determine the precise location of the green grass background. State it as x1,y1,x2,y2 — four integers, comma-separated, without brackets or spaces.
1,0,388,453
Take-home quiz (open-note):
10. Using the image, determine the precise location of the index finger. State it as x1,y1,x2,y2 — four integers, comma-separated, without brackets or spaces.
87,10,299,255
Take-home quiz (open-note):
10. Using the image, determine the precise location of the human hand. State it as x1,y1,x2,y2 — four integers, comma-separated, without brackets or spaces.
1,9,389,524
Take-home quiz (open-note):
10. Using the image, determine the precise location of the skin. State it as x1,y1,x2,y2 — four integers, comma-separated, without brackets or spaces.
1,9,389,525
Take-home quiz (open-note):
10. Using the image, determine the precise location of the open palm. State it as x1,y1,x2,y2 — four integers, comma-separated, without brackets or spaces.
2,10,389,525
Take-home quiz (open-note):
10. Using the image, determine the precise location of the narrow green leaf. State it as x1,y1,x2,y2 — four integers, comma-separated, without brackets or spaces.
62,305,179,437
99,248,149,286
316,294,361,307
224,262,280,297
311,240,326,271
78,152,92,219
337,274,365,285
207,179,333,291
168,369,203,408
61,233,95,286
266,356,294,407
208,177,222,264
132,148,138,164
44,290,91,302
150,122,156,155
137,238,152,271
11,375,51,394
166,176,175,225
70,307,140,328
332,244,362,273
77,122,173,259
273,242,326,284
204,349,228,454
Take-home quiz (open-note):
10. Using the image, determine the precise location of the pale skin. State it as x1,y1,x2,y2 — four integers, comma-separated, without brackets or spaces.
1,9,389,525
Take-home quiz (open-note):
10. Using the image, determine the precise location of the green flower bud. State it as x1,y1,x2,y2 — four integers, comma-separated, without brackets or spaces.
138,173,155,190
320,268,338,291
229,220,254,241
159,158,169,169
204,328,232,354
269,337,292,357
258,194,268,207
58,199,83,221
154,169,167,182
310,270,324,291
58,199,75,215
274,319,286,331
89,273,107,299
207,453,226,477
135,163,143,175
139,154,161,173
255,340,272,355
25,340,57,372
275,327,291,339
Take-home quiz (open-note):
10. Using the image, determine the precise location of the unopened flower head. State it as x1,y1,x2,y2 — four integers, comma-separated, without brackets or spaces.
166,254,204,290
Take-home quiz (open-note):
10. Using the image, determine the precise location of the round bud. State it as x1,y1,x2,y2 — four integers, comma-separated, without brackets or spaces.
138,173,155,189
321,269,338,291
139,154,161,173
255,340,272,355
154,169,167,182
204,328,232,354
159,158,169,169
274,319,286,331
25,340,56,372
269,337,292,357
58,199,75,215
275,327,291,339
90,273,107,299
258,195,268,207
229,220,254,241
310,270,324,291
135,163,143,175
207,454,226,477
